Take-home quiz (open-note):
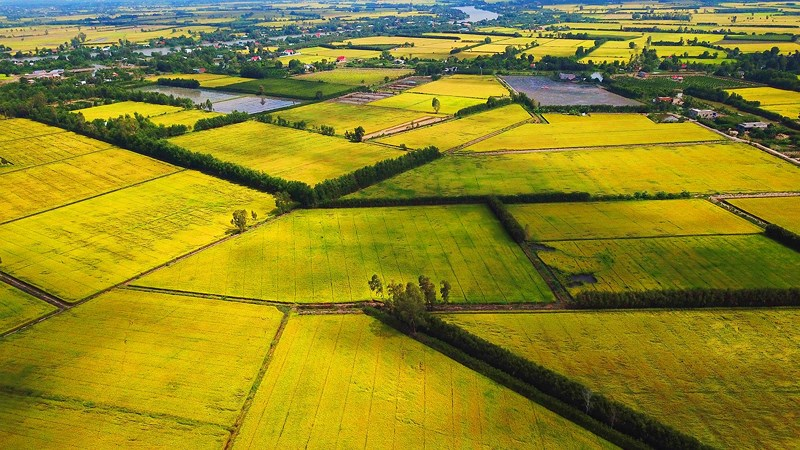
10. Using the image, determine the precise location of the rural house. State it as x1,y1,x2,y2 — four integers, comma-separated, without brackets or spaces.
688,108,718,120
737,121,769,132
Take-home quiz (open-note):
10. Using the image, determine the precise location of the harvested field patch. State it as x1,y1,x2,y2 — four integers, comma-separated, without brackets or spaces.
0,281,56,334
509,199,761,241
728,196,800,234
351,142,800,198
501,76,640,106
539,234,800,293
233,314,615,449
72,101,184,121
169,121,403,185
376,104,531,150
465,113,723,151
0,289,284,445
135,205,554,304
1,148,178,223
444,310,800,449
0,171,275,302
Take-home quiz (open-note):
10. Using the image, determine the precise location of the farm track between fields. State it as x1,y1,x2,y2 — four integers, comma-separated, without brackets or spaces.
224,311,290,450
712,192,800,226
447,117,537,153
454,138,728,155
690,119,800,167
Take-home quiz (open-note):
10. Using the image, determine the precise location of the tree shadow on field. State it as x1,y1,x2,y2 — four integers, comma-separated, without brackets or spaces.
368,318,396,339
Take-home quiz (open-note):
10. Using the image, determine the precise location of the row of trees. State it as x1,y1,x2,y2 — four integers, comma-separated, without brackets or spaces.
568,288,800,309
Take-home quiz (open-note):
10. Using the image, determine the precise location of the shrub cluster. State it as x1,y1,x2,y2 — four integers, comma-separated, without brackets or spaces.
454,96,513,118
193,111,250,131
157,77,200,89
764,224,800,253
684,86,800,130
312,147,441,202
486,196,526,243
568,288,800,309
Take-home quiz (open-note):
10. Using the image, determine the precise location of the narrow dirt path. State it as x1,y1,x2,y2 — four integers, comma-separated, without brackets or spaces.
446,118,536,153
0,271,69,309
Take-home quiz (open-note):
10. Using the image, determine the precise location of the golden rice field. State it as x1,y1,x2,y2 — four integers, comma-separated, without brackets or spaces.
0,25,213,53
651,45,724,58
540,234,800,293
73,101,185,121
148,109,224,128
0,282,55,334
407,75,510,99
279,46,381,64
273,102,445,136
169,121,403,185
444,310,800,449
0,119,112,171
0,171,275,302
369,92,485,115
727,86,800,119
728,196,800,234
0,289,284,447
580,38,648,63
293,67,413,86
351,142,800,198
135,205,554,304
1,148,178,223
376,104,532,150
719,41,800,54
465,113,723,151
232,314,615,449
509,199,761,242
333,36,466,60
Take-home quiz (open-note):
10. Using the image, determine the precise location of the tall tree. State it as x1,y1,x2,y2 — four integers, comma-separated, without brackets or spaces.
231,210,248,233
418,275,437,306
368,274,384,299
431,97,441,114
440,280,451,303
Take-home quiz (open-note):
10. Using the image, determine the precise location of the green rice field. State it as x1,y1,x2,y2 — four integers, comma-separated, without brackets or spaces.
134,205,554,304
728,196,800,234
0,282,55,334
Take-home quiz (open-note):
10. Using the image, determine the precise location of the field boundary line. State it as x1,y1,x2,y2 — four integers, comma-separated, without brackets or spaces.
0,169,186,226
710,198,771,228
536,230,764,243
0,271,69,309
363,115,449,141
0,308,65,339
122,284,381,309
454,138,727,155
0,144,116,175
520,245,570,305
446,117,536,153
224,310,291,450
689,119,800,167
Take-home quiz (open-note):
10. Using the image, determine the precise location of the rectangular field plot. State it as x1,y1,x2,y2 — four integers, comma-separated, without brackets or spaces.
0,282,55,334
510,199,761,241
350,143,800,198
0,171,275,302
1,148,178,223
501,76,640,106
73,101,184,121
0,289,284,446
274,102,445,136
443,310,800,449
369,92,485,115
376,104,532,150
232,314,614,449
0,120,112,171
727,86,800,119
728,196,800,234
465,113,723,152
223,78,353,100
539,234,800,293
406,74,510,99
135,206,554,304
146,73,253,88
169,121,403,185
293,67,412,86
148,109,224,128
0,118,64,142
